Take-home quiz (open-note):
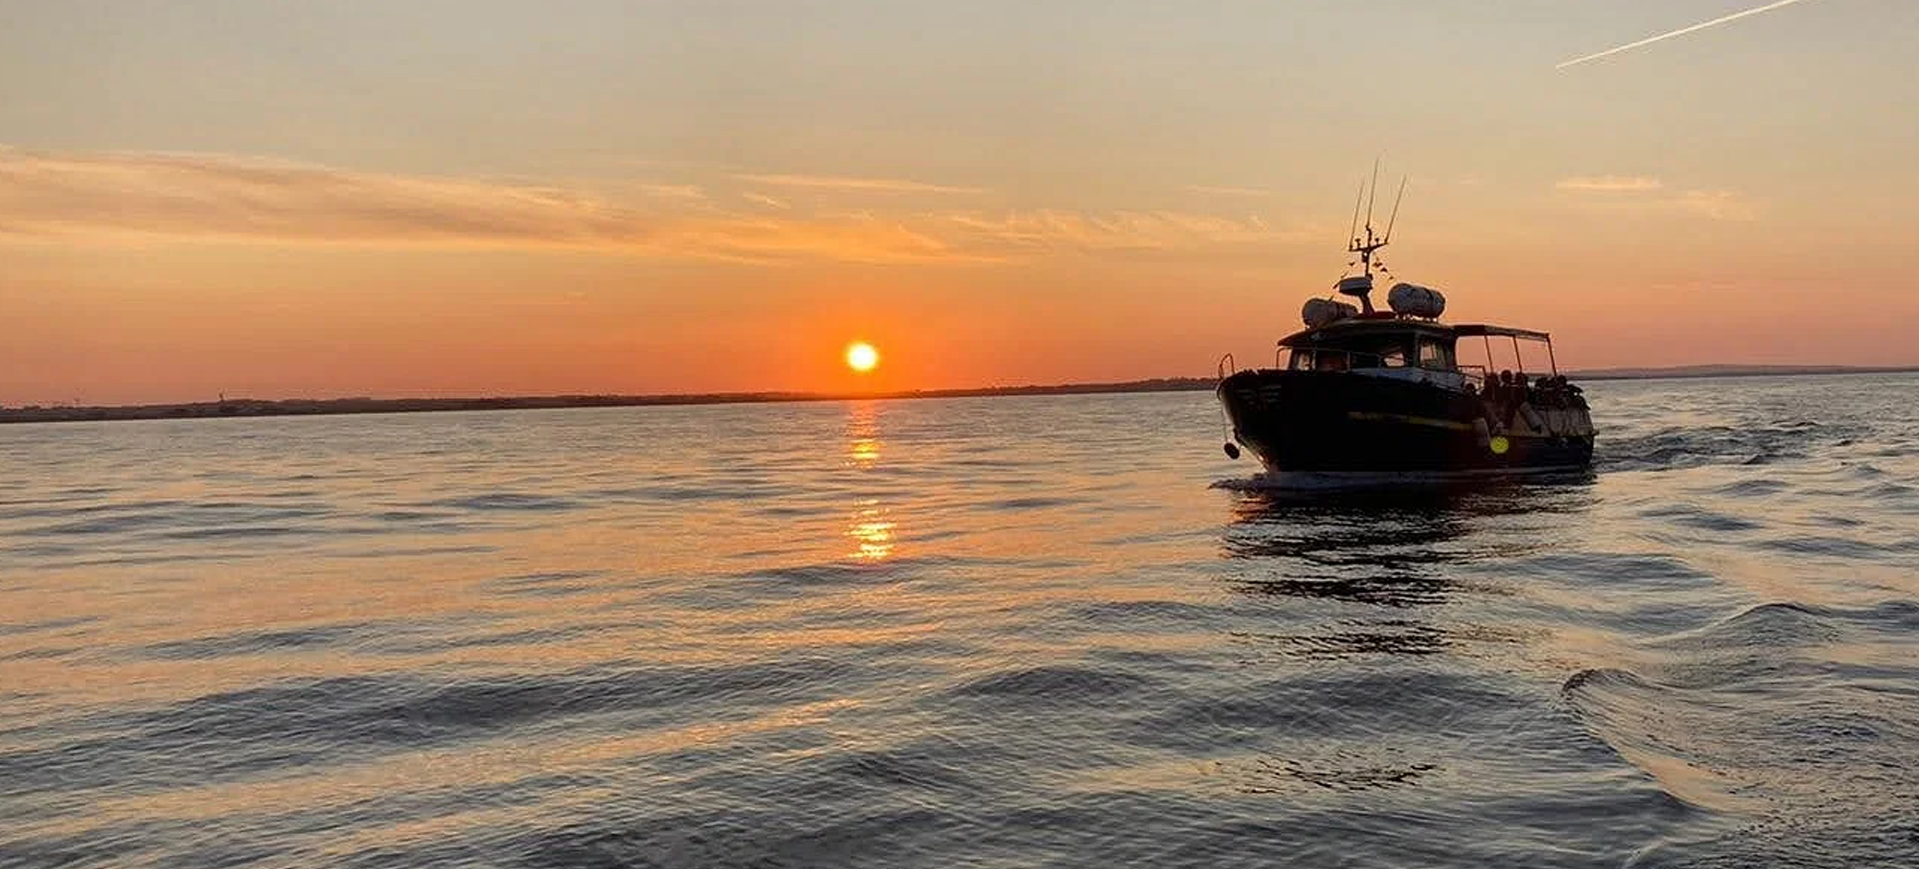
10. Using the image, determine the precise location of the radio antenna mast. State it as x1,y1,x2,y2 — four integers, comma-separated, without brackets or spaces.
1348,163,1390,281
1364,158,1380,236
1384,175,1408,242
1347,181,1364,249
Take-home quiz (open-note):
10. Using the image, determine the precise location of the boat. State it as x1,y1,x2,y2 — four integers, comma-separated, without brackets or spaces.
1215,174,1596,484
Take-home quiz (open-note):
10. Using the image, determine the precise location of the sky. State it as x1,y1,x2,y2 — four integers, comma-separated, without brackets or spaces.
2,0,1916,404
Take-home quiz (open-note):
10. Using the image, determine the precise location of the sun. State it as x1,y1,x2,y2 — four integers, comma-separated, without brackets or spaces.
845,342,880,373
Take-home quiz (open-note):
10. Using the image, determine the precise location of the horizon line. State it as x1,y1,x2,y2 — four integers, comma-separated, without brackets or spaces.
8,364,1919,422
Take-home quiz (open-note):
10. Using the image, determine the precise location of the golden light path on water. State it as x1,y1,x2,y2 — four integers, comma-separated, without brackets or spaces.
845,402,896,561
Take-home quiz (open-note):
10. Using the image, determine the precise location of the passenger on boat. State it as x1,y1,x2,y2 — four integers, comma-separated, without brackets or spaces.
1563,377,1588,410
1496,371,1522,430
1534,375,1560,408
1476,374,1502,430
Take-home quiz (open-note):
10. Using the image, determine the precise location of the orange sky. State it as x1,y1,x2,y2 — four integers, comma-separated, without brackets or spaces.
3,1,1916,405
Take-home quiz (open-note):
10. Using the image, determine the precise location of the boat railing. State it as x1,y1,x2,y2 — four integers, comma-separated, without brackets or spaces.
1459,364,1575,390
1218,353,1237,380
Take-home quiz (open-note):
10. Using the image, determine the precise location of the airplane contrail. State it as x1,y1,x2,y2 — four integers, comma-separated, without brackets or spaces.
1558,0,1822,69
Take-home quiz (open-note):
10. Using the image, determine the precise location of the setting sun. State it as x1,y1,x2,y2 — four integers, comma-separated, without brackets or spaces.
845,342,880,374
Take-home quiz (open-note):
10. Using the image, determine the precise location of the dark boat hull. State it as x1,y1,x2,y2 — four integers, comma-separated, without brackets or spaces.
1217,369,1594,478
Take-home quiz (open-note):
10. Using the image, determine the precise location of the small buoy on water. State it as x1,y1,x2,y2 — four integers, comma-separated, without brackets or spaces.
1223,442,1241,459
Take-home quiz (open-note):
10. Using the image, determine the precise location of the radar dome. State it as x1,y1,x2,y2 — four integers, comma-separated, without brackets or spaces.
1334,275,1374,298
1387,283,1446,319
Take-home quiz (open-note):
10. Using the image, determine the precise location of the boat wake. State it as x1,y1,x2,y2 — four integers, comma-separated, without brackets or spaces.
1212,466,1594,493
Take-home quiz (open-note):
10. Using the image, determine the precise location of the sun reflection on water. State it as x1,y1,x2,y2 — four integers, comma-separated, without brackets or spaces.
844,402,897,561
846,401,882,466
847,500,897,561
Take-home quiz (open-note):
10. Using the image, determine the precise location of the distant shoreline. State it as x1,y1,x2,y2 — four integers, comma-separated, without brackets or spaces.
1571,364,1919,381
4,366,1915,425
0,378,1217,424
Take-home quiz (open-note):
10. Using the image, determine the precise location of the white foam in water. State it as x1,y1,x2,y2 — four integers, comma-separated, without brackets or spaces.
1213,467,1581,492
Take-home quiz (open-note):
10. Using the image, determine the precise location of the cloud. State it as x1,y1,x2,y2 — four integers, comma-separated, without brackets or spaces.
740,191,791,211
730,172,987,196
0,146,1321,263
1182,184,1269,197
669,217,964,264
1673,189,1758,221
633,183,708,203
1556,176,1664,192
0,147,968,263
941,209,1317,254
1,147,649,245
1553,173,1757,221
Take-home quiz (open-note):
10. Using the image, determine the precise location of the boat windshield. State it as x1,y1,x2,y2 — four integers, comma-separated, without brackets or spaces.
1285,332,1448,372
1418,337,1454,369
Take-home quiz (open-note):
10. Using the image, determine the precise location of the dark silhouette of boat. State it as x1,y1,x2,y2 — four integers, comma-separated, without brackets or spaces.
1216,173,1595,484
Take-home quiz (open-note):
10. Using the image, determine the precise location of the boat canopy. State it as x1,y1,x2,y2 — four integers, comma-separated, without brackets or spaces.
1452,324,1551,341
1278,318,1454,348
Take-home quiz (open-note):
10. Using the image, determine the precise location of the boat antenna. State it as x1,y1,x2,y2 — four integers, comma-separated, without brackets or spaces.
1347,181,1364,248
1383,175,1408,243
1364,158,1380,238
1346,167,1389,280
1336,162,1392,314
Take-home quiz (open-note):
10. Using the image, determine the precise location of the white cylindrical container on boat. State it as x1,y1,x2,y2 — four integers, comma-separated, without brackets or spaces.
1387,283,1446,318
1302,298,1359,328
1520,404,1545,433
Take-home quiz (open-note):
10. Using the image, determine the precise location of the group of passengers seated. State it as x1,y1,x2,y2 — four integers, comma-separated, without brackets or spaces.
1480,371,1587,429
1531,374,1587,410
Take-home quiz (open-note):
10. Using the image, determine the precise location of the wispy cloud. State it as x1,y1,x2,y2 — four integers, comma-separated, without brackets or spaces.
0,147,1322,264
740,191,791,211
1182,184,1268,197
1556,176,1664,192
1558,0,1823,69
0,147,962,263
634,183,707,203
941,209,1317,254
731,172,987,196
1673,190,1758,221
1554,174,1756,221
0,148,627,244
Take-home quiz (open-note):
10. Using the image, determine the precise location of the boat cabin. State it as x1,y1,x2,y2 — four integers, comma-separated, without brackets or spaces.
1280,318,1456,373
1277,318,1559,391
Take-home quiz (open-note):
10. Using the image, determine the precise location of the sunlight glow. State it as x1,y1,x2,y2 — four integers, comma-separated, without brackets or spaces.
845,342,880,373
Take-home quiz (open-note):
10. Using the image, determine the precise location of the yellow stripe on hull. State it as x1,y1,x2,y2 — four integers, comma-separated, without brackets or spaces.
1344,411,1476,432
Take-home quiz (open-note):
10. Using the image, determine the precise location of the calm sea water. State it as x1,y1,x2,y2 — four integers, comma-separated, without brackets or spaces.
3,374,1917,868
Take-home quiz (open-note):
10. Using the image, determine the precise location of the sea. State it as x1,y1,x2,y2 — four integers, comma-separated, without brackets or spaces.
2,373,1916,869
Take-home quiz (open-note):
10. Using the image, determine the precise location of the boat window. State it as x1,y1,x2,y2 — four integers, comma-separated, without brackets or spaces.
1315,352,1348,371
1288,349,1313,370
1418,338,1455,370
1379,347,1407,367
